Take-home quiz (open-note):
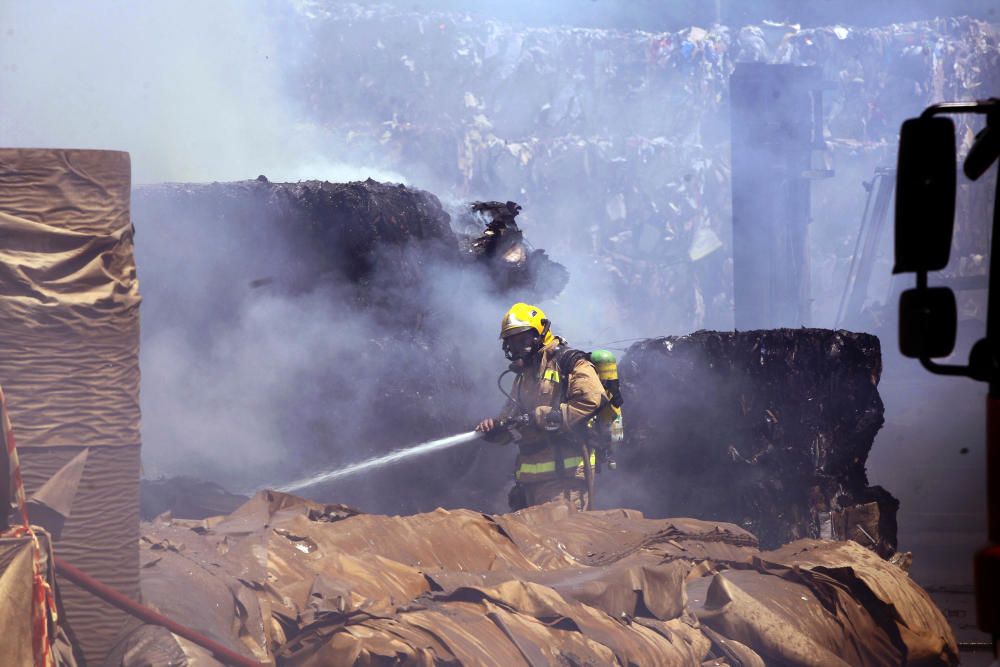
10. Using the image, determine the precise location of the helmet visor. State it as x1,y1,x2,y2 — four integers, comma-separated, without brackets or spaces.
500,325,533,339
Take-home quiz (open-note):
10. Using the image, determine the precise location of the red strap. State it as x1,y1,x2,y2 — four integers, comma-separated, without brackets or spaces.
2,387,55,667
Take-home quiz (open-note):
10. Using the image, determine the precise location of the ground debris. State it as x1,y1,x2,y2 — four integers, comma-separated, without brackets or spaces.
140,476,249,521
121,494,956,666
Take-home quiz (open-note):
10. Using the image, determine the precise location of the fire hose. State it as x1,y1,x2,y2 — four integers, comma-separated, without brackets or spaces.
53,558,265,667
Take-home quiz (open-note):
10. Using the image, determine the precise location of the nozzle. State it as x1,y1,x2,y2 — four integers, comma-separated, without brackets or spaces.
484,413,530,445
498,413,531,430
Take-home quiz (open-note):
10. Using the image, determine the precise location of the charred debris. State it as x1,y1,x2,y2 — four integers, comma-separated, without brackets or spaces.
136,177,565,308
458,199,568,299
620,329,896,552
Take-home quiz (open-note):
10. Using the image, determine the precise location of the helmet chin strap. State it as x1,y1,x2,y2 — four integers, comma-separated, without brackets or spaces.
536,319,551,349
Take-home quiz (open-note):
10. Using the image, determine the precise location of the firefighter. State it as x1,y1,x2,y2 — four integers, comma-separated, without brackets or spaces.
475,303,605,511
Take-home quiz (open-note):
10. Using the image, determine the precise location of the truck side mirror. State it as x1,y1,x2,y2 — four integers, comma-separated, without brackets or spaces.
894,116,957,273
899,287,958,358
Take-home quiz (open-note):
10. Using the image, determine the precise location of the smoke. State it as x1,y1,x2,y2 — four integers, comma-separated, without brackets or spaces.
132,179,525,513
374,0,997,31
0,0,404,184
1,1,995,588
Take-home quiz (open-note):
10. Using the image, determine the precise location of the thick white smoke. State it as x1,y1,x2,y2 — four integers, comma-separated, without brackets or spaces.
0,0,405,184
0,2,995,587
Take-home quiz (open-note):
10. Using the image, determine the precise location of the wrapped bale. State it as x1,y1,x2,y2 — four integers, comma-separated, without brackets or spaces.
0,148,141,664
619,328,892,550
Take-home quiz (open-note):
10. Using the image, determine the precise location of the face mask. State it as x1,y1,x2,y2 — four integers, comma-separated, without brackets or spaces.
501,320,550,372
503,336,536,360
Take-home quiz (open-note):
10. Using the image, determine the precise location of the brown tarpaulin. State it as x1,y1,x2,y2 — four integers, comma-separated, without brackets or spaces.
133,492,958,666
0,148,141,665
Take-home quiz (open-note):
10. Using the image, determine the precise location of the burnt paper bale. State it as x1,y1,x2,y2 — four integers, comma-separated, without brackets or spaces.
139,476,249,521
618,329,893,550
832,486,900,559
134,178,566,326
134,178,457,310
456,200,569,301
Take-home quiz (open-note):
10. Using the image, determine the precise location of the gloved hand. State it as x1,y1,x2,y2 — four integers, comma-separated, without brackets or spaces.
477,417,506,444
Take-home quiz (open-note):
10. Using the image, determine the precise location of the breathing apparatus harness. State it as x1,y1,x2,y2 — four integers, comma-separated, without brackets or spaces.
493,330,626,508
495,316,551,432
493,318,559,444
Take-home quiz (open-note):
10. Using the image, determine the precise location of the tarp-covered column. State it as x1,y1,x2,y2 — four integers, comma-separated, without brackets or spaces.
0,149,141,664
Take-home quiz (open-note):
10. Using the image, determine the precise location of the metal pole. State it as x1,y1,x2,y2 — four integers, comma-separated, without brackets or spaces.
54,558,265,667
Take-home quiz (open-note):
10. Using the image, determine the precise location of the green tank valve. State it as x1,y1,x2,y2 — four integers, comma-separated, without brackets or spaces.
590,349,619,382
590,349,616,364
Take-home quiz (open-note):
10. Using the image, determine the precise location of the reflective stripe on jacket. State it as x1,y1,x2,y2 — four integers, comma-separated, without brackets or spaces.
515,449,597,482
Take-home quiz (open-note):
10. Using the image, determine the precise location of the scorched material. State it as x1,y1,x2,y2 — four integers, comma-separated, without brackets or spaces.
134,178,566,313
619,328,893,550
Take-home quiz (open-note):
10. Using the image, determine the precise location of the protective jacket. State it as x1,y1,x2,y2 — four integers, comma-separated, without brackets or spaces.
500,339,605,483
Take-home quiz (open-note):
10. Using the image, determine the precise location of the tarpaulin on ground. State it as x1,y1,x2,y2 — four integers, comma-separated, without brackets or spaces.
130,492,957,666
0,148,142,665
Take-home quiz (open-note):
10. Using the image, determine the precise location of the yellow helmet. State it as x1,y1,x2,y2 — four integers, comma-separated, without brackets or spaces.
500,303,554,346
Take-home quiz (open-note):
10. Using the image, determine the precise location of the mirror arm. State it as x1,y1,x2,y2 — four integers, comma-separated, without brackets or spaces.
911,271,963,372
986,146,1000,395
901,100,1000,384
921,100,999,119
919,357,971,377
